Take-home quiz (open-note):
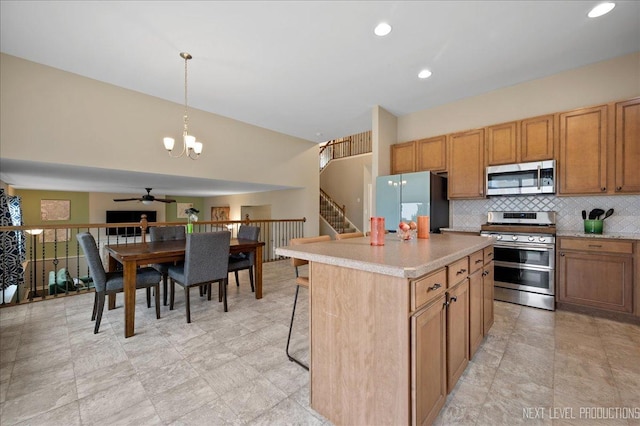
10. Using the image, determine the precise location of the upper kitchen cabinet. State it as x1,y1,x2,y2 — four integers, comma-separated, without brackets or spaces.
448,129,485,199
520,114,555,162
417,135,447,173
486,115,554,166
391,141,416,175
615,97,640,194
558,105,608,195
486,121,518,165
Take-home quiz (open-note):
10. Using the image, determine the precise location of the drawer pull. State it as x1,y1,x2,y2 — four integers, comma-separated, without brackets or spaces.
428,283,442,292
456,268,467,275
588,244,602,248
475,259,483,264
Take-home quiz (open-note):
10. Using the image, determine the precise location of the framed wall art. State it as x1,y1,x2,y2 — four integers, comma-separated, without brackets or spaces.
41,199,70,221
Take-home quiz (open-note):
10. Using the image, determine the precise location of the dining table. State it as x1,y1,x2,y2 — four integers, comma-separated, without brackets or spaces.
104,238,265,338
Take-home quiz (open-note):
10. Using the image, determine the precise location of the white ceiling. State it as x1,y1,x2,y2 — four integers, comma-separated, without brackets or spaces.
1,1,639,197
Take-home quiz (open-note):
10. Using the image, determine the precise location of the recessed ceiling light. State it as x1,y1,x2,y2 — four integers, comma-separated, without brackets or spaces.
374,22,392,37
418,69,432,79
588,2,615,18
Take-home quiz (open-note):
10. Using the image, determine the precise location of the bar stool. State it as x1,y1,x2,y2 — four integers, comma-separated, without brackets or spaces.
286,235,331,370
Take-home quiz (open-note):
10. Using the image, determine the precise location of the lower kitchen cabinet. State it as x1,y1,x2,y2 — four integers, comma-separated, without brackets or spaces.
483,245,495,334
558,237,634,313
446,280,470,391
412,295,447,426
468,249,485,359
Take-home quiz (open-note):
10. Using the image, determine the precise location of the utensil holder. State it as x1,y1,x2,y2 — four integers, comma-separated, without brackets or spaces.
583,219,603,234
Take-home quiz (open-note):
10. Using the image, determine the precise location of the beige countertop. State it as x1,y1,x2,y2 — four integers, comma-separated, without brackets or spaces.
556,231,640,240
275,234,493,279
441,227,481,234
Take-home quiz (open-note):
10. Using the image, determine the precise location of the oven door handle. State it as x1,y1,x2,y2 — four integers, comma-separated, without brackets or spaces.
494,242,554,251
494,260,554,272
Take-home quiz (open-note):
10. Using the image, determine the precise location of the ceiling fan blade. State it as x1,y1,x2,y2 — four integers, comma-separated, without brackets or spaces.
155,198,176,203
113,198,141,202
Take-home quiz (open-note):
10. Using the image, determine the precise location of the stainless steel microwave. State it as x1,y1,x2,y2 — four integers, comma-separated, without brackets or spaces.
486,160,555,196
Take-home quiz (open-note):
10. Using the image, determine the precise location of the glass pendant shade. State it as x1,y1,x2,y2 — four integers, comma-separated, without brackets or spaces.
163,137,175,151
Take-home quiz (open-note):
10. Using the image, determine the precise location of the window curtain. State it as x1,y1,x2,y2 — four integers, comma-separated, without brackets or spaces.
0,189,25,291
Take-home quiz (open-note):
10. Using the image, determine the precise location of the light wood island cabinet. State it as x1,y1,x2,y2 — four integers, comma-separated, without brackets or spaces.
276,234,493,426
483,246,495,334
468,250,485,358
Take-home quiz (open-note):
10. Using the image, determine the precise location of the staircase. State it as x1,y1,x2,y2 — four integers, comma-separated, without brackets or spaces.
320,189,357,234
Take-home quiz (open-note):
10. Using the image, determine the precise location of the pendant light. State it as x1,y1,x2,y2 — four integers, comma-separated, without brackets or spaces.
163,52,203,159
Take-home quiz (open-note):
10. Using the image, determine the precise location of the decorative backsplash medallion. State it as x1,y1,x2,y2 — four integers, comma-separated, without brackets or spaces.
452,194,640,234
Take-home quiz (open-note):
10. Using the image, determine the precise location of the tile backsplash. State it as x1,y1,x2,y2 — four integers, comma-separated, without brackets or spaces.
452,194,640,234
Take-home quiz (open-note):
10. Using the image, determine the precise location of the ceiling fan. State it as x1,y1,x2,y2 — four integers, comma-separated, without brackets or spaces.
113,188,176,204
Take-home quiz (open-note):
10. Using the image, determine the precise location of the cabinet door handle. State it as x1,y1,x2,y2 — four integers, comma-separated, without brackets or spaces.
601,187,606,192
560,253,565,257
428,283,442,292
616,186,622,191
443,300,449,309
482,270,489,276
450,296,458,303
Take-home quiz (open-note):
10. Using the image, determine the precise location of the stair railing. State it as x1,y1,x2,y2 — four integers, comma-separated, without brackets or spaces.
319,131,372,171
320,189,346,233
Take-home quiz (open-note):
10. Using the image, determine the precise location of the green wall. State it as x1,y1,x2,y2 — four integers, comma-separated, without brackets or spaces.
165,196,205,222
14,189,90,259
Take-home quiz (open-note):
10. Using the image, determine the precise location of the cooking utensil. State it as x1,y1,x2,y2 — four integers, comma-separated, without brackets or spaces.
602,208,614,220
582,210,587,220
588,208,605,220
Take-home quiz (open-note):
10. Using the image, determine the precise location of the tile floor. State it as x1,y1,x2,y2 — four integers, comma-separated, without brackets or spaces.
0,260,639,425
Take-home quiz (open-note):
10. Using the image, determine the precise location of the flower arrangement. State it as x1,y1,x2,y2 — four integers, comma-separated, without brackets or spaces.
185,207,199,233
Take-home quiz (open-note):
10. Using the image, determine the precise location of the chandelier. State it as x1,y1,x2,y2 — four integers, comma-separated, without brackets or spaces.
162,52,203,160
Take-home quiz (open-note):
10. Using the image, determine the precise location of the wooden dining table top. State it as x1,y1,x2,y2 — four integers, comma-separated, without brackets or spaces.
104,238,265,260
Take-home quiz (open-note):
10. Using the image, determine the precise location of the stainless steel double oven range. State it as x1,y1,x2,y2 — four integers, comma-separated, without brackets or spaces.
480,211,556,311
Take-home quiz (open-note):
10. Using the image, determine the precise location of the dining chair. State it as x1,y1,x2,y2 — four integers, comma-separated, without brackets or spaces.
149,225,186,305
168,231,231,323
335,231,364,240
286,235,331,370
76,232,162,334
227,225,260,292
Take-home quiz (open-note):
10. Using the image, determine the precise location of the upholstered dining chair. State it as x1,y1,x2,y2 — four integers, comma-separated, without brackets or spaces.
168,231,231,323
335,231,365,240
227,225,260,292
286,235,331,370
76,232,162,334
149,225,186,305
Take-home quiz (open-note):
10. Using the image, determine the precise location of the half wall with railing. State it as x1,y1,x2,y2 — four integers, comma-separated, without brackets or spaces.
0,216,305,306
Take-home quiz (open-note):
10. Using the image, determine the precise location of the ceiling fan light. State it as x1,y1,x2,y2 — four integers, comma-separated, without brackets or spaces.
588,2,615,18
185,134,196,149
141,200,153,205
193,141,203,154
163,137,175,151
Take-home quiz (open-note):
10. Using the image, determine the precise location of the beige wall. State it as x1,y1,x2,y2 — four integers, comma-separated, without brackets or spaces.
372,106,398,217
1,53,319,232
397,52,640,142
320,153,372,231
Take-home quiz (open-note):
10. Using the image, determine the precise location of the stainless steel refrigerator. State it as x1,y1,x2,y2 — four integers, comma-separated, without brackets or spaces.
375,171,449,233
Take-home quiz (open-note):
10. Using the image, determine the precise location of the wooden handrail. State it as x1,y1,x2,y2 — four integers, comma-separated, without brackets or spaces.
319,189,346,233
319,131,372,171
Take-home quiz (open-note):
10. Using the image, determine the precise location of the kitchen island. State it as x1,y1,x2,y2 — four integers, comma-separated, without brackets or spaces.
276,233,494,426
